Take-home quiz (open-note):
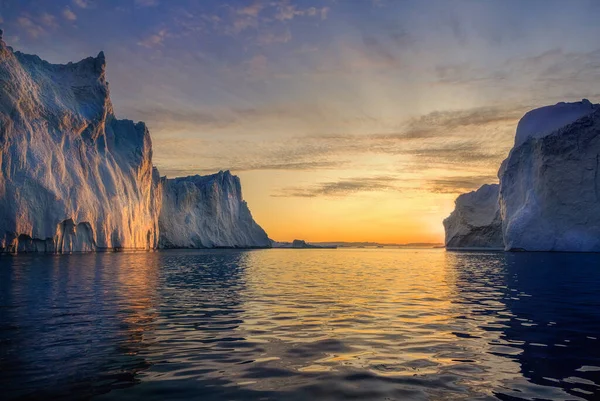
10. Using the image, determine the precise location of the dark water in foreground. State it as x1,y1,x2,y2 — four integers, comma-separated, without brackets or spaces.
1,249,600,401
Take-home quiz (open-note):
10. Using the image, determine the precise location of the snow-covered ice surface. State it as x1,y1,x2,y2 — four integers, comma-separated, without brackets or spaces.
443,184,503,250
0,35,269,253
500,102,600,252
159,171,270,248
0,35,161,252
514,99,598,147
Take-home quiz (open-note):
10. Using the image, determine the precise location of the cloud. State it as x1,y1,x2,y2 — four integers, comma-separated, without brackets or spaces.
138,29,168,48
17,16,45,38
245,54,269,77
272,176,400,198
434,47,600,93
237,3,264,17
257,28,291,45
274,1,304,21
137,102,524,185
73,0,91,8
40,13,58,28
391,106,524,139
135,0,159,7
360,33,398,67
426,174,499,194
160,161,344,177
62,8,77,21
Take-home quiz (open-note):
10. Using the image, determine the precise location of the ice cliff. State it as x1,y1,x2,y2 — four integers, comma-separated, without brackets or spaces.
0,34,268,253
443,184,503,250
499,100,600,252
0,33,161,252
159,171,270,248
444,99,600,252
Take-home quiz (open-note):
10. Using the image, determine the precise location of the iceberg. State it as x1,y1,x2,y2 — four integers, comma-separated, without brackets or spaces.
159,172,270,248
499,100,600,251
0,33,269,253
0,33,161,252
445,99,600,252
443,184,503,250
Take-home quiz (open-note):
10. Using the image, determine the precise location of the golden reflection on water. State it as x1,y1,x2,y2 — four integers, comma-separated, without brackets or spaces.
228,249,577,399
3,249,598,400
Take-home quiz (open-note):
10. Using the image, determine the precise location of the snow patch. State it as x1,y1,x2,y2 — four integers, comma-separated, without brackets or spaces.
515,99,597,147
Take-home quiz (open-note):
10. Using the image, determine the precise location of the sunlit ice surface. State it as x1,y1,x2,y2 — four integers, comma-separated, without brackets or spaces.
1,249,599,400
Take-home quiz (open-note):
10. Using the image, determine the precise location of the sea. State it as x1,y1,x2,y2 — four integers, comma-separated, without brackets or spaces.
1,248,599,400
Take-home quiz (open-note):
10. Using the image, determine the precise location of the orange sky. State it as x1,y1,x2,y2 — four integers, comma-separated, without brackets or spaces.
9,0,600,242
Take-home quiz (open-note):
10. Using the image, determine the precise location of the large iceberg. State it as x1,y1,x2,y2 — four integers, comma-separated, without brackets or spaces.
0,33,161,252
0,34,269,253
443,184,503,250
499,100,600,251
444,99,600,252
159,172,270,248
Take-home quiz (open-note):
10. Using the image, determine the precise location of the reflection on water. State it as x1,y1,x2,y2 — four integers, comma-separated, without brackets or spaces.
1,249,599,400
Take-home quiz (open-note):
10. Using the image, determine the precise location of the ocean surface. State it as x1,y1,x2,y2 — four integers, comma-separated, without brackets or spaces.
1,249,599,401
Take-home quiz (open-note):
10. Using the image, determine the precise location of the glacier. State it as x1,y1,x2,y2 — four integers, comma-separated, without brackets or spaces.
0,33,269,253
443,184,503,250
444,99,600,252
159,172,270,248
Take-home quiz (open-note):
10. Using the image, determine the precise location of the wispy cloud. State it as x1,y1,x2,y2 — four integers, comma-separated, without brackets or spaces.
135,0,159,7
138,29,168,48
426,174,499,194
274,1,304,21
272,176,400,197
40,13,58,28
16,16,45,38
62,7,77,21
257,28,292,45
237,2,264,17
142,102,524,187
72,0,91,8
160,161,344,177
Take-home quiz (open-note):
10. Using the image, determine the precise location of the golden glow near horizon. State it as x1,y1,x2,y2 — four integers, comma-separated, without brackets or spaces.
8,0,600,242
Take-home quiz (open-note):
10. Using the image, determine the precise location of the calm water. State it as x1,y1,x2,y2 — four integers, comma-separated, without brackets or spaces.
1,249,600,401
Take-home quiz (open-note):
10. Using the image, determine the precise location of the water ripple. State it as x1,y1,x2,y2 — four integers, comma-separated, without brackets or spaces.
1,249,600,400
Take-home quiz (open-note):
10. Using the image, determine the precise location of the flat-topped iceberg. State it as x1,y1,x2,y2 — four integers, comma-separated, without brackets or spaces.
159,172,270,248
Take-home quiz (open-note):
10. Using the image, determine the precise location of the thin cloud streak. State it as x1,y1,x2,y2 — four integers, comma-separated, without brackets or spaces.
272,176,401,198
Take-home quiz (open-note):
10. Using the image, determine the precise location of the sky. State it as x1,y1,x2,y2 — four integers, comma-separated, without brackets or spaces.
3,0,600,243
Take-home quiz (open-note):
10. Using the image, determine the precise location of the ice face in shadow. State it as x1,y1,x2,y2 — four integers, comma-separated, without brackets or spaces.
443,184,503,249
446,99,600,252
158,171,270,248
499,101,600,251
0,37,161,252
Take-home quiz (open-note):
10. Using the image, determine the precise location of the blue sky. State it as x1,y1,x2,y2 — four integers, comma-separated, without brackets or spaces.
3,0,600,241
